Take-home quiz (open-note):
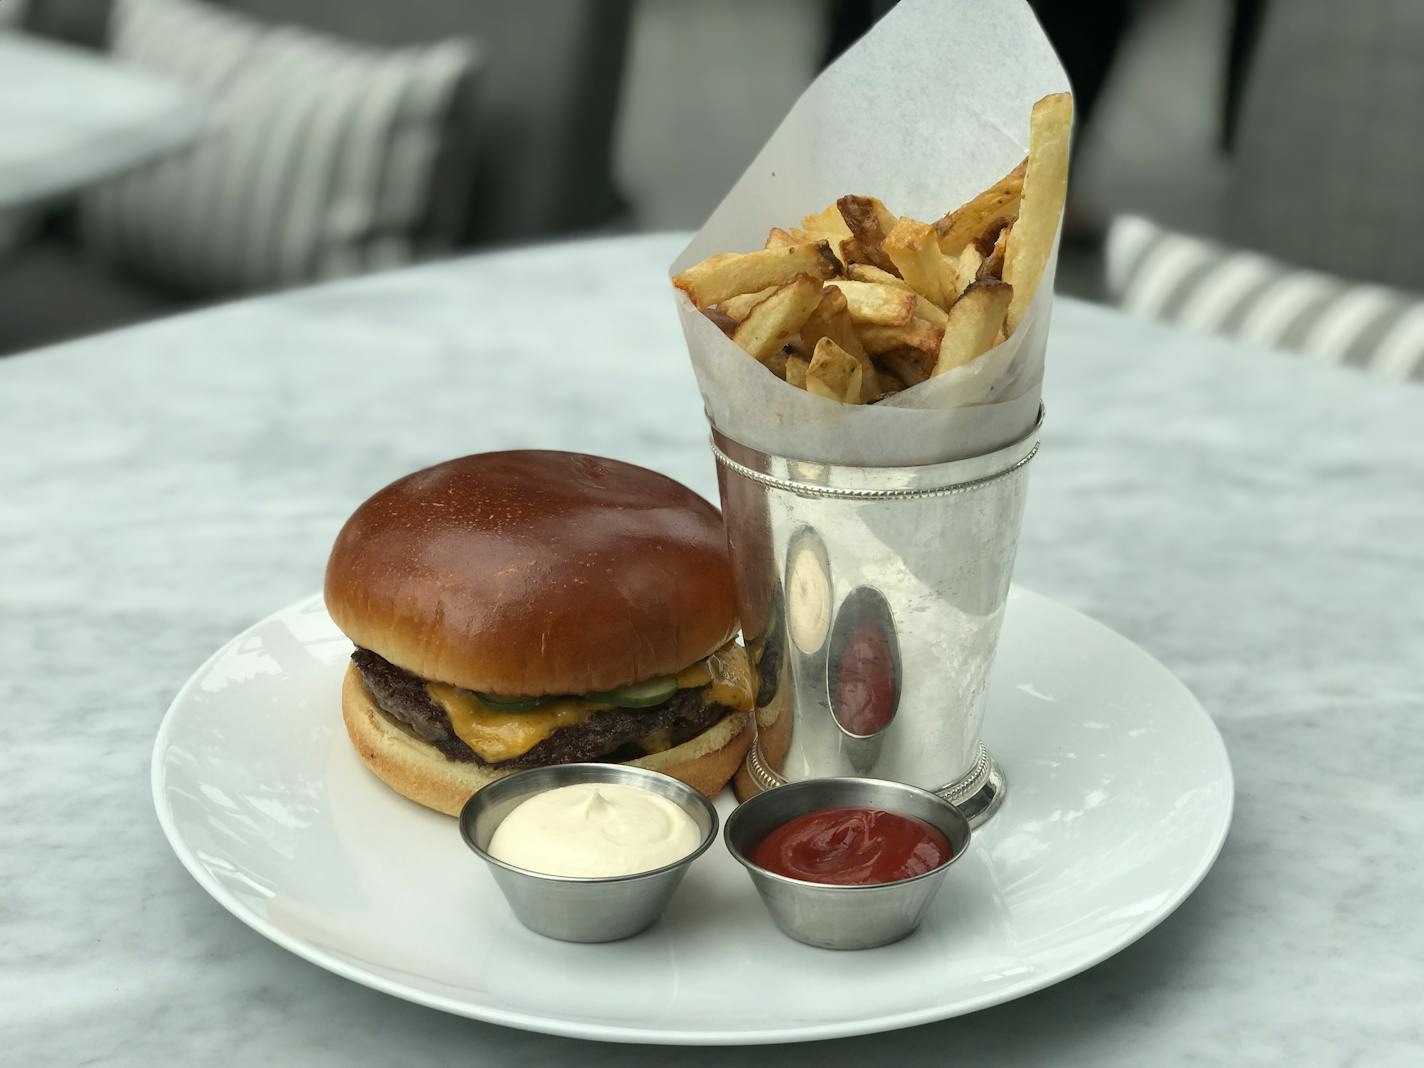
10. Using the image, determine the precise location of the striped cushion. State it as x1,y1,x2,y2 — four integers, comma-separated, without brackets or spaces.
1106,215,1424,382
80,0,476,297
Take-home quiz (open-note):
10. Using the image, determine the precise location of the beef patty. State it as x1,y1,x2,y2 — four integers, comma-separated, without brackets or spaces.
754,634,783,708
351,648,731,768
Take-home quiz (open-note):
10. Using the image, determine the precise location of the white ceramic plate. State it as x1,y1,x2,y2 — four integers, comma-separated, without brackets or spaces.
152,588,1232,1045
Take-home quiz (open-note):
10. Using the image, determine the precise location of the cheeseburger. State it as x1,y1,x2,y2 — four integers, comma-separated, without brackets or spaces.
325,451,755,815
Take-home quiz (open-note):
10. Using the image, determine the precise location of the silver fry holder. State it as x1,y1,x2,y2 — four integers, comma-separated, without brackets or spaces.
712,406,1043,827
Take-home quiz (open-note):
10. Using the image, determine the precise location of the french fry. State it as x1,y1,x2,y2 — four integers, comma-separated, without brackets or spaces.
841,194,897,232
935,254,963,306
673,242,840,307
787,229,847,267
931,279,1013,376
912,294,949,326
801,203,852,238
934,157,1026,253
947,244,984,300
884,218,948,307
837,195,900,275
847,262,948,326
847,263,912,290
805,337,863,403
731,275,824,362
785,355,809,389
765,227,797,249
850,264,949,322
719,286,777,321
800,287,879,402
979,225,1010,280
1003,92,1072,332
790,228,841,244
878,348,930,387
763,349,790,380
973,217,1010,256
859,318,944,356
790,228,847,259
800,287,865,356
856,249,968,309
822,279,917,326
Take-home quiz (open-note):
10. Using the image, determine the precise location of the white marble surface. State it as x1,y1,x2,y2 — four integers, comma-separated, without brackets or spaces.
2,233,1421,1064
0,32,203,209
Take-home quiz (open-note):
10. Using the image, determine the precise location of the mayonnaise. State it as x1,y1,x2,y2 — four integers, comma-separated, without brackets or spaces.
488,783,701,877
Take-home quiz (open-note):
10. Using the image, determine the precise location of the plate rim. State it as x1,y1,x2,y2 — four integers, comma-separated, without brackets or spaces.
151,588,1234,1046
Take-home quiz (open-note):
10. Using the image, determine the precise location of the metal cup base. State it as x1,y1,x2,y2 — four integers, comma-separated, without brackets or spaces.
934,744,1005,827
742,740,1006,829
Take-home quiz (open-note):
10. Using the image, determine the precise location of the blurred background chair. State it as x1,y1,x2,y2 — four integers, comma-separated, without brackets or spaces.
2,0,631,352
1104,0,1424,381
5,0,1424,374
1226,0,1424,294
1107,215,1424,380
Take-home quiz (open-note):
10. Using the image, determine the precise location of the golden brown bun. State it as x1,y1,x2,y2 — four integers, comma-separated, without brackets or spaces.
325,451,738,696
342,665,752,816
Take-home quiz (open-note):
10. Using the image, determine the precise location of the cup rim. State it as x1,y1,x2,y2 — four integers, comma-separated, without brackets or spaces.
459,763,720,885
723,776,970,893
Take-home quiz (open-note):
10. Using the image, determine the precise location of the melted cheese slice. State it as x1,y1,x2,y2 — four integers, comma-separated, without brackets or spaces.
692,641,756,713
426,640,755,763
426,684,608,763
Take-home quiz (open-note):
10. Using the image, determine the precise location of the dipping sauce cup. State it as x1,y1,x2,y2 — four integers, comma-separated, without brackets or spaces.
724,777,971,950
459,764,718,943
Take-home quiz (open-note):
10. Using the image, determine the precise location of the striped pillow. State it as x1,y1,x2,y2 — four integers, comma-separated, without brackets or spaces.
81,0,477,297
1106,215,1424,382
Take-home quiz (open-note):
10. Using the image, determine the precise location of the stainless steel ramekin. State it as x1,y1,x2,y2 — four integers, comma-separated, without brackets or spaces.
723,776,971,950
459,763,718,943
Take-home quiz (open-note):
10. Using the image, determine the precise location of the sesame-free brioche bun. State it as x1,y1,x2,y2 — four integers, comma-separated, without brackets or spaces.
325,451,740,695
342,665,752,815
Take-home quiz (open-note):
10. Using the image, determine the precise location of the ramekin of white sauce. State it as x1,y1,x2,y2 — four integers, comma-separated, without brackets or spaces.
459,765,720,942
489,782,702,877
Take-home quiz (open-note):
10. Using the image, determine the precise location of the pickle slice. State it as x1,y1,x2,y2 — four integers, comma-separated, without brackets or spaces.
471,692,546,712
587,676,678,708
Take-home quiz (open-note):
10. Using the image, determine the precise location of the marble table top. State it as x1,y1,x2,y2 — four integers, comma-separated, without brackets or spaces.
3,233,1421,1065
0,32,203,209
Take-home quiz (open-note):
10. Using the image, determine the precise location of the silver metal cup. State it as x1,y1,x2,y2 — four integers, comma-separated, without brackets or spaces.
458,763,719,943
713,408,1042,825
724,777,972,950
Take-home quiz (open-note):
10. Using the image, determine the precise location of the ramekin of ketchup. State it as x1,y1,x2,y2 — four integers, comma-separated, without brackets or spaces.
749,807,952,885
724,778,971,948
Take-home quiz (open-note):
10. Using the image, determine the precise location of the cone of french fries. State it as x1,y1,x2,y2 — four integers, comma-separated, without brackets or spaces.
668,0,1072,819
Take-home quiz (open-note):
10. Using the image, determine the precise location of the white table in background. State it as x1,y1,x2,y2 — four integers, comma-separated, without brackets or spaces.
2,234,1420,1065
0,31,203,210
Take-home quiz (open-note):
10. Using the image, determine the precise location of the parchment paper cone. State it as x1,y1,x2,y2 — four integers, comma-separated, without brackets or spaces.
670,0,1070,467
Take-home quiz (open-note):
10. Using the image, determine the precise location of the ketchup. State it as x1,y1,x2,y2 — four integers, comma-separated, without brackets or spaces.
833,623,896,736
749,807,952,885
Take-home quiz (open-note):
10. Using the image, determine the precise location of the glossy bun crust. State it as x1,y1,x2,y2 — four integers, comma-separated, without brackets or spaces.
325,451,739,695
